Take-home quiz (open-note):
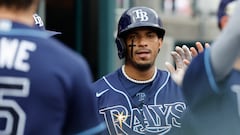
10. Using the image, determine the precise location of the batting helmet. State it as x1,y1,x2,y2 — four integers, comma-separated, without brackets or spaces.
115,6,165,59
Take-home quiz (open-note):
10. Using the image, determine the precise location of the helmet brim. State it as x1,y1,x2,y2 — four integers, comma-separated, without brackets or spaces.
119,22,165,38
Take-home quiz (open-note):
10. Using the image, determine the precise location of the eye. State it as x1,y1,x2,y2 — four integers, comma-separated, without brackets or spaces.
127,34,137,41
147,32,156,38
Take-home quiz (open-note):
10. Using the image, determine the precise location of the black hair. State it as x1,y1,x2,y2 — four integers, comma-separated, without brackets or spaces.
0,0,38,10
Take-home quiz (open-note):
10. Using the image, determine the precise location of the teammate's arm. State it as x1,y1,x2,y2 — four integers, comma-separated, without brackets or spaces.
210,0,240,81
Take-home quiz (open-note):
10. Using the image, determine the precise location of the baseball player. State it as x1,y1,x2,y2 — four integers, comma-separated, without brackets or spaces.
0,0,105,135
169,0,240,134
93,6,186,135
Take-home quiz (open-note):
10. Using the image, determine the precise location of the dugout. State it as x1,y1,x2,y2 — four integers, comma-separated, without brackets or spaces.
41,0,116,81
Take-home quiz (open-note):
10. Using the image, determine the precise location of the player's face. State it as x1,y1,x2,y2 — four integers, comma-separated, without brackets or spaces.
125,27,162,70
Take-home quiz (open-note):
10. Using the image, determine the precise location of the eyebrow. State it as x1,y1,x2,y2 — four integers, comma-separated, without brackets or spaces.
128,30,156,35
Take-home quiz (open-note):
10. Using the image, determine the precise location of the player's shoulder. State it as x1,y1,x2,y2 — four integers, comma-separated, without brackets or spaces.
93,77,111,97
155,69,182,89
93,69,121,92
157,69,170,75
43,37,88,65
94,69,119,85
95,68,121,81
156,69,171,81
34,36,92,78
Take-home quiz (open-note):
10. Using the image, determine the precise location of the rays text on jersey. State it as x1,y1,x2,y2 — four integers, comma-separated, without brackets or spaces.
100,102,186,134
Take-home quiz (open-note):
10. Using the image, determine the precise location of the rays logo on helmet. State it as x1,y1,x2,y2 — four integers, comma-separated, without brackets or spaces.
132,9,149,21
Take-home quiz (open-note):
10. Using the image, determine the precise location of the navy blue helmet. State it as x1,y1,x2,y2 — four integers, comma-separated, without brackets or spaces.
115,6,165,59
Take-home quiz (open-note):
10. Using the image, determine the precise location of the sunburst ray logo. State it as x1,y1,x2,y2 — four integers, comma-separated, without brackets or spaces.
113,111,129,129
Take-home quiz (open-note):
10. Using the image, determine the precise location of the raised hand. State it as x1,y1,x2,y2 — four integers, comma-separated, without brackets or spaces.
165,45,191,86
165,42,210,86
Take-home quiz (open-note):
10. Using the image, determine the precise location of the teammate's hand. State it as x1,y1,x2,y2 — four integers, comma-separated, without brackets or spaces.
165,45,191,86
165,42,210,86
190,42,210,58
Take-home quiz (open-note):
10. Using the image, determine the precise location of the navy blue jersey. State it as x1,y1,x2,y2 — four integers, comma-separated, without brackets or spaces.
0,20,104,135
93,67,186,135
179,48,240,135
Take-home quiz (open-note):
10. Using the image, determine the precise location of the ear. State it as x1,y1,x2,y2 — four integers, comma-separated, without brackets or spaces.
158,38,163,49
220,15,229,30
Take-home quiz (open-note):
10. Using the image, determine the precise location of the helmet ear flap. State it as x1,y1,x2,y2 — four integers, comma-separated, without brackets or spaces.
115,37,126,59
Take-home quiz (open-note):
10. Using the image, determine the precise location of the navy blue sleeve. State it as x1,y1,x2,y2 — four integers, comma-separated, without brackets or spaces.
182,49,219,109
63,56,105,135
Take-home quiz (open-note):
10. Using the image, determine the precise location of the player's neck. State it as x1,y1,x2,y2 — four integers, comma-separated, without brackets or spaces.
0,7,35,27
122,65,157,83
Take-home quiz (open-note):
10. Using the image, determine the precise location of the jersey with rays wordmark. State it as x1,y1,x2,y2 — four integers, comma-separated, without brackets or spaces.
94,68,186,135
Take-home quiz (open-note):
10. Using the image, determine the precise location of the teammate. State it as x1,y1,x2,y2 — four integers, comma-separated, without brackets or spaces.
0,0,105,135
93,6,186,135
217,0,236,30
170,0,240,134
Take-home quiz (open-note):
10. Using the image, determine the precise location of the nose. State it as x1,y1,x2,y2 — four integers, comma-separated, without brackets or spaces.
137,37,148,47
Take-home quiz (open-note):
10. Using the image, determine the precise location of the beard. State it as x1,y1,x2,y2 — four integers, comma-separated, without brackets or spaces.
133,63,152,71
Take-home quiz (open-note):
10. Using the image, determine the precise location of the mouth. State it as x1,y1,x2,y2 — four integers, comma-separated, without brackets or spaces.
135,50,151,58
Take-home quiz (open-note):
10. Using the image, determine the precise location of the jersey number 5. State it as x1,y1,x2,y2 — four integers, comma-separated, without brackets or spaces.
0,77,30,135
